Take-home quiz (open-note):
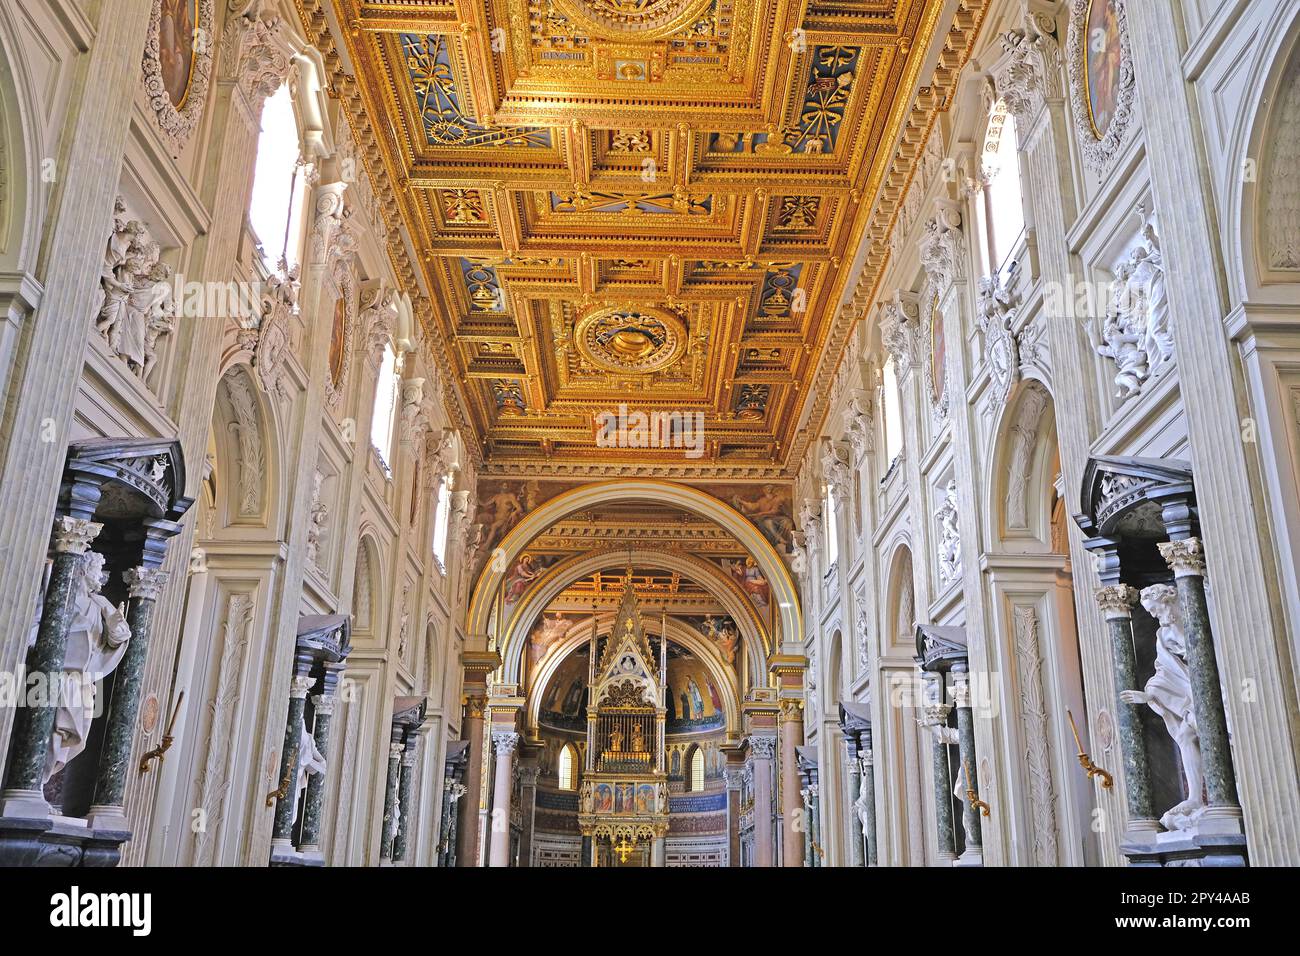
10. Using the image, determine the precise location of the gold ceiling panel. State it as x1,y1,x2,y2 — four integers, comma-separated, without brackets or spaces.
327,0,960,474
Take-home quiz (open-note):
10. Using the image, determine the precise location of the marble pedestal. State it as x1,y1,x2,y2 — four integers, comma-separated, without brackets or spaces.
1123,811,1248,867
0,815,129,867
268,844,326,867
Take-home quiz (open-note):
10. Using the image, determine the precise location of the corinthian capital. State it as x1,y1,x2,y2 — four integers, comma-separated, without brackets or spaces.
492,731,521,757
1158,537,1206,578
123,566,169,601
1095,584,1139,619
994,7,1063,126
52,516,103,555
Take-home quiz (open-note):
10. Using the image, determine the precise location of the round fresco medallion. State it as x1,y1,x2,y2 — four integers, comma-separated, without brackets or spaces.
328,297,347,390
555,0,715,41
1083,0,1123,139
140,693,161,734
929,293,946,404
576,306,687,375
159,0,199,109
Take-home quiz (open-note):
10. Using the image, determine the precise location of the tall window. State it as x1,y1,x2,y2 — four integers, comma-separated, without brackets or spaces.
248,84,307,273
824,481,839,570
882,356,904,467
371,344,399,470
432,474,452,568
689,747,705,792
557,743,577,790
981,105,1025,275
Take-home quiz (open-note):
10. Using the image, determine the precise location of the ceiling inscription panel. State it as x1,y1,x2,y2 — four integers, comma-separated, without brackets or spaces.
319,0,981,476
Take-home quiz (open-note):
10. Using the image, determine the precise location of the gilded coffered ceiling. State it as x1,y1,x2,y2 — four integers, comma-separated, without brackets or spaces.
309,0,985,476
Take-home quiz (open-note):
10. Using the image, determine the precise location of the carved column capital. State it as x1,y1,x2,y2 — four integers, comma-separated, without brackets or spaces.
492,731,521,757
464,695,487,719
747,735,777,760
778,699,804,723
1095,584,1140,619
290,675,315,699
1157,537,1206,578
52,516,103,554
311,694,336,716
123,566,169,601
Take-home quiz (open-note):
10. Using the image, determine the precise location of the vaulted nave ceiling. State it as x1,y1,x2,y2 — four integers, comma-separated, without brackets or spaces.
315,0,988,477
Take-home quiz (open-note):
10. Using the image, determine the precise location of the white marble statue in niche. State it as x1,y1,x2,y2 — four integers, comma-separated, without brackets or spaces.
935,480,962,585
292,714,327,821
1095,209,1172,401
35,551,132,784
1120,584,1204,830
96,199,176,384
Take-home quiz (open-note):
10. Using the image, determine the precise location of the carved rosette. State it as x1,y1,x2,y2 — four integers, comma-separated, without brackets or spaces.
142,0,215,151
1067,0,1137,172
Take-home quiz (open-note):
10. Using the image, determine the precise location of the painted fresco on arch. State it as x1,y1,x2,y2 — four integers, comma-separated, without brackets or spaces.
472,479,571,564
159,0,199,110
695,482,794,551
1084,0,1123,138
502,551,558,607
328,297,347,390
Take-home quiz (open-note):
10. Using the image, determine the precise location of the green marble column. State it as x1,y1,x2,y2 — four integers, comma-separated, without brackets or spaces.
87,565,168,827
1,516,101,817
808,784,821,867
1096,585,1157,827
953,667,982,856
379,728,404,861
924,696,956,862
581,834,593,867
844,754,865,868
392,736,420,862
1158,539,1240,811
270,673,314,848
801,787,813,866
861,736,878,866
297,693,335,853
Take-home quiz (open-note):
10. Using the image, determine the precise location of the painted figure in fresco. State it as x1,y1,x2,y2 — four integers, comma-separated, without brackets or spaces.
159,0,196,109
561,678,585,716
705,616,739,665
636,784,654,814
680,691,691,721
727,484,793,549
1086,0,1123,135
727,556,771,608
594,783,613,813
687,677,705,720
476,484,525,551
504,552,543,604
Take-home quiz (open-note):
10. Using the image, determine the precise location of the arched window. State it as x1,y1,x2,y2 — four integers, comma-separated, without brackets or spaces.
371,344,399,470
978,102,1025,275
557,743,577,790
248,84,307,273
881,356,904,468
690,747,706,792
431,473,452,568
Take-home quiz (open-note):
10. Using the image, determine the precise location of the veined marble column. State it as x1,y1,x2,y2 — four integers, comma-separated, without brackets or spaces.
861,729,878,866
456,695,486,866
581,834,593,867
0,516,102,818
952,665,982,865
393,734,421,863
488,731,519,867
724,766,743,867
843,730,865,868
438,780,465,867
86,562,170,830
800,786,814,866
1158,539,1241,819
517,764,540,867
922,687,957,864
749,735,776,867
651,836,666,867
298,662,345,854
778,700,805,867
379,727,405,861
1096,585,1158,835
270,671,315,850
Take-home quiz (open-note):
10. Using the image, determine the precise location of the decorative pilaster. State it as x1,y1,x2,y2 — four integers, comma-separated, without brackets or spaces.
778,699,805,867
952,666,983,865
488,731,519,868
748,734,777,868
723,762,744,868
457,693,487,866
1095,584,1157,833
1157,539,1240,817
516,764,540,867
0,517,103,818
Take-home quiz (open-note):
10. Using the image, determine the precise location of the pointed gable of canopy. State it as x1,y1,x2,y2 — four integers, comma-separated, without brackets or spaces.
594,580,661,708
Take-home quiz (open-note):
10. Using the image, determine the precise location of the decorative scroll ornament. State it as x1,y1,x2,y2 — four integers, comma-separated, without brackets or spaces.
935,479,962,586
1094,208,1172,401
878,291,919,368
994,10,1063,127
1067,0,1137,172
141,0,215,151
821,440,852,504
252,265,299,400
221,5,294,111
841,390,874,459
918,207,965,291
361,285,400,363
921,288,950,423
748,735,776,760
976,263,1023,407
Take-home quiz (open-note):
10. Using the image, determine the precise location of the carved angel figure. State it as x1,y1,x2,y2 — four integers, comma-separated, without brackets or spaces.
1121,584,1203,830
935,480,962,585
